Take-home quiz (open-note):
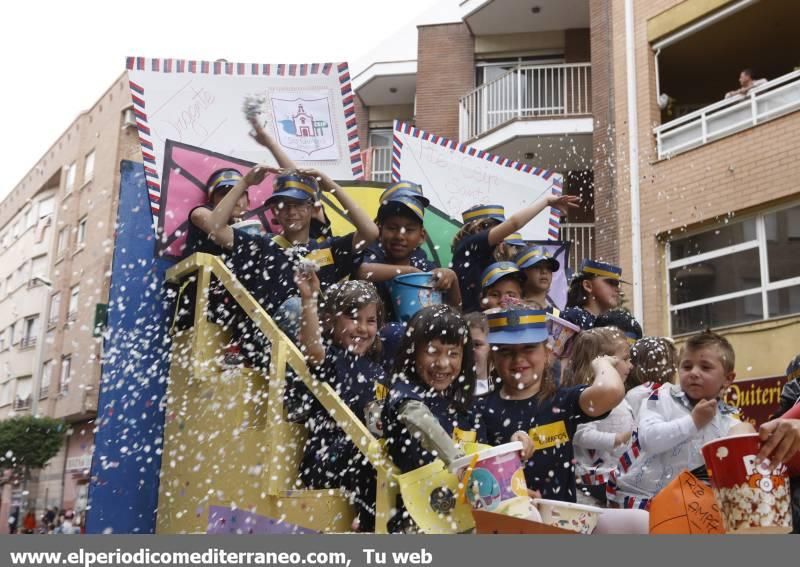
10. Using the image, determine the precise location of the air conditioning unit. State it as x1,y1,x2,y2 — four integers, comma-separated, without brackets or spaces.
122,106,136,129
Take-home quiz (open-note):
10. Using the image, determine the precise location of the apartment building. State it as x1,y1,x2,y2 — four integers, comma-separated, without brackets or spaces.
604,0,800,377
0,72,140,532
352,0,597,269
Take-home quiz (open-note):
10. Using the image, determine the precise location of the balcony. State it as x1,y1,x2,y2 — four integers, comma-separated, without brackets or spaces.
13,396,31,411
19,336,37,350
655,70,800,159
459,63,592,146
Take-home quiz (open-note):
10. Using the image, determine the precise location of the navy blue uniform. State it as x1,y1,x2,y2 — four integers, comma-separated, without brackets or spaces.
299,346,386,530
359,243,437,322
479,385,604,502
382,379,484,474
451,232,494,313
560,306,596,330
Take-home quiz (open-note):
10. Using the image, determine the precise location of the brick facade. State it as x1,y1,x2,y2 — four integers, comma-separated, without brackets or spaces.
415,22,475,140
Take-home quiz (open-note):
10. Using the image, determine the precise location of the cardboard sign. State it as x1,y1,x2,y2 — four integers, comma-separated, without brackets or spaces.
648,470,725,534
723,375,788,427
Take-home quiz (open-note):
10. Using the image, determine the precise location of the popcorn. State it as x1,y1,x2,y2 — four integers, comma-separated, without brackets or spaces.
714,480,792,532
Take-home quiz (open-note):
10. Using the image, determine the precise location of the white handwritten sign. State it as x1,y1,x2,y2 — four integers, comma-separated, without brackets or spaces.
391,121,560,240
126,58,361,233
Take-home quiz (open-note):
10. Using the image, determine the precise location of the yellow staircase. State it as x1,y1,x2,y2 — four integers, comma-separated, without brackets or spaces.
157,253,474,534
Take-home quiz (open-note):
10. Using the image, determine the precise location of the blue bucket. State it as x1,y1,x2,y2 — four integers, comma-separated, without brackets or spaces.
390,272,443,322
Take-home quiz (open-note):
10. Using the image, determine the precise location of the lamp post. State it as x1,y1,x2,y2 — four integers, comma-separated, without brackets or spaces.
30,275,52,417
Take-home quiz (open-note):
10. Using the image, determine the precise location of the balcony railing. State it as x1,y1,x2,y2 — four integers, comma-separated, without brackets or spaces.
655,70,800,159
13,396,31,411
369,146,392,182
19,336,37,349
460,63,592,141
560,222,595,270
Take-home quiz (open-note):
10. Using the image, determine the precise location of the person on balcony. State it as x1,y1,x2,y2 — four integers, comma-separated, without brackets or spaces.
725,68,767,99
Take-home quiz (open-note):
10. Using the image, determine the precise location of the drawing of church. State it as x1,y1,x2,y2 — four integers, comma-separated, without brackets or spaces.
293,104,314,137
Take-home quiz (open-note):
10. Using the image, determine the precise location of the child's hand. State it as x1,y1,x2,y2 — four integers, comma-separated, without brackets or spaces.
512,430,535,460
614,430,633,447
248,117,274,148
294,269,320,300
757,418,800,465
243,165,272,187
297,167,334,191
591,355,618,373
546,194,580,215
691,398,718,429
431,268,457,291
527,489,542,500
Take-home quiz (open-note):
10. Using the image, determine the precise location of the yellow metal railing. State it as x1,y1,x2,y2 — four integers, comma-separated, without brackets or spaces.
165,253,400,532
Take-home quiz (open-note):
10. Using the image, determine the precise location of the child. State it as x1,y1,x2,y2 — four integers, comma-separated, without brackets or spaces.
294,269,386,531
464,312,491,396
357,181,460,321
562,260,625,330
514,244,560,309
452,194,579,313
626,337,678,422
479,305,626,502
564,328,634,505
381,305,487,475
607,331,755,509
479,261,525,311
778,354,800,417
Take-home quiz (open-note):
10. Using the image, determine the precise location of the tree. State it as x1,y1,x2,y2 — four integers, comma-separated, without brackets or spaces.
0,416,65,479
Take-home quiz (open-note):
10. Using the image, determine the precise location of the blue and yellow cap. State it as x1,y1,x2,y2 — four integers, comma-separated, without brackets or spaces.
515,245,560,272
487,307,549,345
462,204,506,224
265,173,320,205
579,259,623,281
381,180,429,207
206,168,243,198
378,194,425,222
481,261,523,289
503,233,526,247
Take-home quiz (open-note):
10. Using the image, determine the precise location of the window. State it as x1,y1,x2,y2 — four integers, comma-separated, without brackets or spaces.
15,262,27,290
77,216,87,246
0,332,5,351
0,381,10,406
59,355,72,394
1,232,7,249
57,227,68,256
30,256,47,286
5,275,11,295
23,207,33,230
49,292,61,326
68,286,79,321
40,360,53,399
21,316,38,349
9,321,16,346
667,203,800,334
12,221,20,239
13,376,32,411
83,150,95,184
65,162,76,193
38,196,54,218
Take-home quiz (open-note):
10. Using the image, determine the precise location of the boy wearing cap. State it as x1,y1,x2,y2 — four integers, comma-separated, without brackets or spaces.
479,261,524,311
477,304,625,501
357,181,461,321
514,245,560,309
451,194,579,314
562,259,625,330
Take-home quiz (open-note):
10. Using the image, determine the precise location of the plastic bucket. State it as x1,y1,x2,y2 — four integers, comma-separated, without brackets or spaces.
231,219,264,236
390,272,443,322
533,499,601,534
449,442,530,518
702,434,792,533
546,313,581,358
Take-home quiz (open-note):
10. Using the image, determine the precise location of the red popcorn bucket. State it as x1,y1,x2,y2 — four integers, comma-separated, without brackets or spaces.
701,434,792,533
546,313,580,358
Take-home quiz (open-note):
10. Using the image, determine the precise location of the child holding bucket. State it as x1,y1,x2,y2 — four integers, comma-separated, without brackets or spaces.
294,269,386,531
479,305,626,502
452,195,579,314
607,331,755,509
357,182,461,322
562,328,634,505
561,260,625,330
